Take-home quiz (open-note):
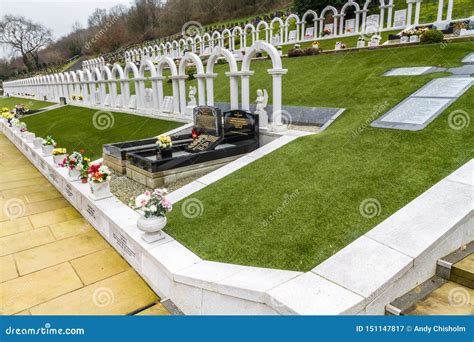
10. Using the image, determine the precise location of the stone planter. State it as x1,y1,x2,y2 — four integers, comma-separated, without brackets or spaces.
400,36,409,43
68,168,81,181
53,154,66,166
33,138,43,149
42,144,54,156
409,35,420,43
357,40,365,48
25,132,35,143
137,215,167,243
88,180,112,201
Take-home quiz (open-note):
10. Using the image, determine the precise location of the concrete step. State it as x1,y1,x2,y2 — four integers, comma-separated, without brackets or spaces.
451,254,474,289
385,243,473,316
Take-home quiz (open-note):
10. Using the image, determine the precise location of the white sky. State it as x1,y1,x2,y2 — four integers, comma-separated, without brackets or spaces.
0,0,132,58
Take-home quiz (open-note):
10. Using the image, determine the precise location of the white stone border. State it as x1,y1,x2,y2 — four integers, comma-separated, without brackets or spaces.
1,120,472,315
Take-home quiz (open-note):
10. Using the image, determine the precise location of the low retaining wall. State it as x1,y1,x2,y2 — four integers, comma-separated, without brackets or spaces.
2,119,472,315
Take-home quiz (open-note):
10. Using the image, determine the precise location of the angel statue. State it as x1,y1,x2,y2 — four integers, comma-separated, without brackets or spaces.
188,86,197,106
255,89,269,128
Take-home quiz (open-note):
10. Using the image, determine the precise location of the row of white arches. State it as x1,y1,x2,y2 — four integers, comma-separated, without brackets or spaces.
4,42,288,130
113,0,451,64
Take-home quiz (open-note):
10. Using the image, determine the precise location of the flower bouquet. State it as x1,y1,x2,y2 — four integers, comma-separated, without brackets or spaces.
87,163,112,200
42,136,57,156
156,135,173,159
52,148,67,166
129,189,173,243
61,151,87,181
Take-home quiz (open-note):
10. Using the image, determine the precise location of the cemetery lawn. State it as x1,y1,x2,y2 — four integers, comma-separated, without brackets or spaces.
21,105,182,160
0,97,55,111
165,41,474,272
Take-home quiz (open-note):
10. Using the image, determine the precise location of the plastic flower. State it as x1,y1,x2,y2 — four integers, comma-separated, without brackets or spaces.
156,135,172,150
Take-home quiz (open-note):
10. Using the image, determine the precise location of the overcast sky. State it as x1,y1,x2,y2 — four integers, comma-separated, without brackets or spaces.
0,0,132,58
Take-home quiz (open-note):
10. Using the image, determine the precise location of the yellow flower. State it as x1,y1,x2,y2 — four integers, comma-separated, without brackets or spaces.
52,148,67,155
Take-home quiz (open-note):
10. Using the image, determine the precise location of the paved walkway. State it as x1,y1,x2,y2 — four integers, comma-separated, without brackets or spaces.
0,133,169,315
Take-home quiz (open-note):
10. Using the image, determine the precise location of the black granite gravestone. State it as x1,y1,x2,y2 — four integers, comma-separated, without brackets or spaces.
223,110,259,141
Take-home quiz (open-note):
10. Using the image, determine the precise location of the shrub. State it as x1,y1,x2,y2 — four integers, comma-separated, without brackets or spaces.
303,47,320,56
288,47,304,58
420,29,444,44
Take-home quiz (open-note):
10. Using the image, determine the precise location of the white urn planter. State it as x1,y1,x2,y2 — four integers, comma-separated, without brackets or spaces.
400,36,409,43
357,40,365,48
42,144,54,156
137,215,167,243
409,35,420,43
68,168,81,182
53,154,66,166
88,180,112,201
33,138,43,149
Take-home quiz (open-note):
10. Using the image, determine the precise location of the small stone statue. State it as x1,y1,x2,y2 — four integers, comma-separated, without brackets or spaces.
188,86,197,106
255,89,269,128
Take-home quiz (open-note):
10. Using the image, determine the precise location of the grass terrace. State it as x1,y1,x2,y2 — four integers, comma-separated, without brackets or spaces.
162,41,474,272
0,97,55,111
20,106,182,160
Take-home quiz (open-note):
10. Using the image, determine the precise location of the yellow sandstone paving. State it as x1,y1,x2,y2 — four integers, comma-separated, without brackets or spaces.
0,217,33,238
0,263,83,315
0,226,55,256
0,133,169,315
0,255,18,283
135,303,170,316
15,229,109,276
28,206,82,228
49,217,93,240
70,248,131,285
30,269,158,315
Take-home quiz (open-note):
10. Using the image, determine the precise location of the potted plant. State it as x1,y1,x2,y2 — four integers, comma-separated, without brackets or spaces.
11,118,20,132
62,151,85,181
156,135,173,159
87,163,112,200
357,36,366,48
19,122,28,137
52,148,67,166
80,157,91,183
129,189,173,243
42,136,57,156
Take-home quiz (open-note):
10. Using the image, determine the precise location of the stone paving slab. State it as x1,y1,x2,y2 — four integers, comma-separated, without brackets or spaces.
462,52,474,64
412,78,473,98
383,66,441,76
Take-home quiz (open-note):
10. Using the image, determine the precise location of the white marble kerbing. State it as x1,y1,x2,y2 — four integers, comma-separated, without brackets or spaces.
312,236,413,302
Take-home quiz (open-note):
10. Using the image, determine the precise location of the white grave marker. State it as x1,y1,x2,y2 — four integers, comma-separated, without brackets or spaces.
393,9,407,27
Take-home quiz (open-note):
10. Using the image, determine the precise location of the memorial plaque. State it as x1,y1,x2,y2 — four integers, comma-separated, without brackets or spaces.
48,166,62,188
412,78,473,98
384,67,434,76
128,95,137,109
110,225,141,271
288,30,297,43
162,96,174,113
324,23,334,34
186,134,222,153
193,106,222,137
365,15,380,33
344,19,355,33
304,27,314,40
224,110,259,140
393,9,407,27
64,183,81,209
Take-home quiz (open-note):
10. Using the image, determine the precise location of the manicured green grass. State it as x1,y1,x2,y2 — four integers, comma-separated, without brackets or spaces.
164,42,473,272
21,106,182,160
0,97,55,111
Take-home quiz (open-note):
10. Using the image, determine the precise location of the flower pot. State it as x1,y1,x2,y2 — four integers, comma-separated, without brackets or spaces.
53,154,66,166
137,215,167,243
25,132,35,143
400,36,409,43
33,138,43,149
88,180,112,201
68,169,81,181
42,144,54,156
357,40,365,48
409,35,419,43
159,148,173,159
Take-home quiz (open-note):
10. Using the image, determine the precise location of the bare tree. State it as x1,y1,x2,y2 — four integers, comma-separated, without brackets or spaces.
0,15,52,71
